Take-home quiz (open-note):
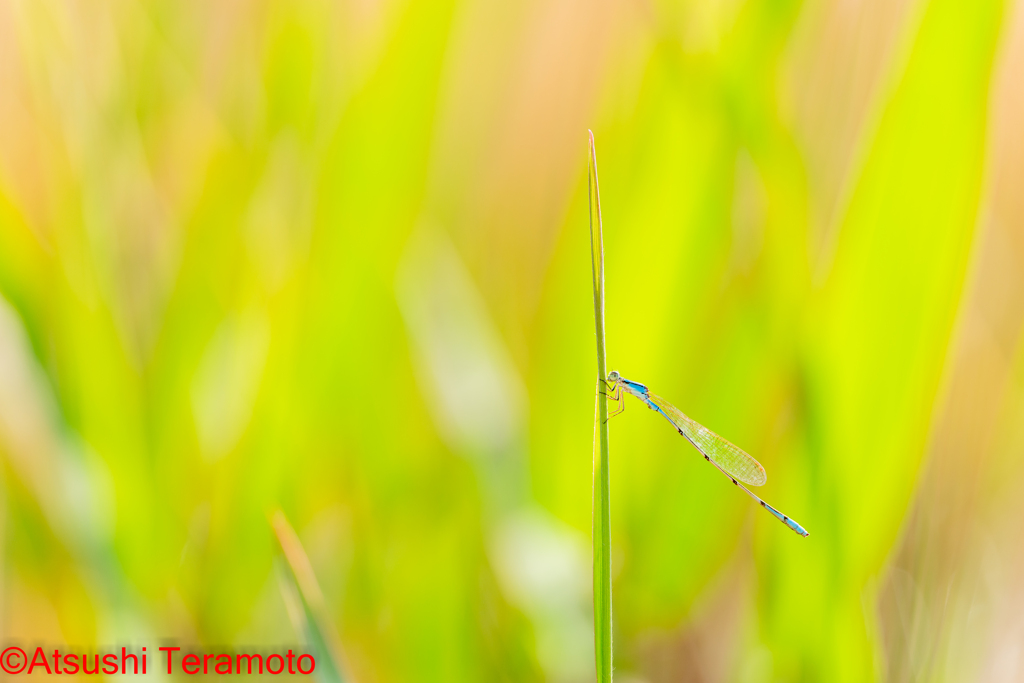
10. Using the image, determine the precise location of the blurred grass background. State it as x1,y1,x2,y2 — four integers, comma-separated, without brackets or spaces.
1,0,1023,681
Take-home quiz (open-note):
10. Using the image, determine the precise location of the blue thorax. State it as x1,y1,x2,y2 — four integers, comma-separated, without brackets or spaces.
621,378,649,396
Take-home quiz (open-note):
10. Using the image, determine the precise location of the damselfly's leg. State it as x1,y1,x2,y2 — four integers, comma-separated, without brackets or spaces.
606,392,625,420
597,377,619,399
600,380,625,422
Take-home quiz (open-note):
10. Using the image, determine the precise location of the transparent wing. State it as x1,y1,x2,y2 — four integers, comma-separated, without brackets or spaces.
647,393,767,487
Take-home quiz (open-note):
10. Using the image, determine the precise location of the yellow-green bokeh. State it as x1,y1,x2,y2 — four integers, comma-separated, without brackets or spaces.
1,0,1023,681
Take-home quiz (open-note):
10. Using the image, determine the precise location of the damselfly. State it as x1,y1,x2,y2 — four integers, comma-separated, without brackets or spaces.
603,371,808,537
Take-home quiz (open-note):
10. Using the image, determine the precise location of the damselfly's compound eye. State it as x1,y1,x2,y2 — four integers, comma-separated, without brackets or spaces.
607,371,620,382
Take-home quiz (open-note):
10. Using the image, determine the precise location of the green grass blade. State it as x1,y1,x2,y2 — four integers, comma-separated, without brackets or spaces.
270,510,349,683
588,130,612,683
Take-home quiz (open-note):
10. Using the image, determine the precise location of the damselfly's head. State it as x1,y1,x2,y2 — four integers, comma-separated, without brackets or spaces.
607,370,620,383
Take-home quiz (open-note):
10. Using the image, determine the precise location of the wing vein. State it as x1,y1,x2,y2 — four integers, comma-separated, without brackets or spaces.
647,393,767,487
